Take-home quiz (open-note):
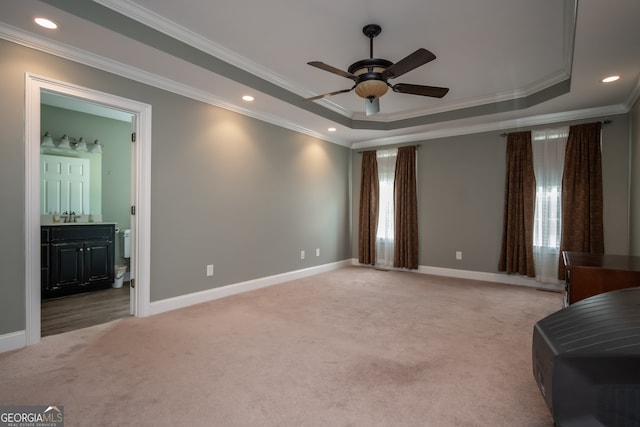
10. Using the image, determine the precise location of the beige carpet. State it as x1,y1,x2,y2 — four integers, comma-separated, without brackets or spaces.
0,267,561,426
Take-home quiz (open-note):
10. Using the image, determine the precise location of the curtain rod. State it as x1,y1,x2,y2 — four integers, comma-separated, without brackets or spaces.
357,144,420,153
499,120,612,137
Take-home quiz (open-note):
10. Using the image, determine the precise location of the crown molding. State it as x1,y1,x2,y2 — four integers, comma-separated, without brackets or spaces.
94,0,356,123
0,0,628,150
2,23,623,150
350,104,630,149
0,23,349,146
96,0,578,125
95,0,314,99
625,73,640,110
32,0,587,134
352,71,572,123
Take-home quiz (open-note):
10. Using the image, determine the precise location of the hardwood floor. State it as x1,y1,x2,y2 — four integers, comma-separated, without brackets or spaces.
41,284,131,337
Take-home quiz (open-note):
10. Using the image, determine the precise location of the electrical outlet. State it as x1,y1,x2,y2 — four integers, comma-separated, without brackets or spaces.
456,251,463,260
316,248,320,257
300,250,305,260
206,264,214,276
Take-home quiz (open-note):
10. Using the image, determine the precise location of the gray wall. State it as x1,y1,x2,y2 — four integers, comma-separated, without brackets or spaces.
352,115,632,272
0,39,351,334
600,115,632,254
631,97,640,256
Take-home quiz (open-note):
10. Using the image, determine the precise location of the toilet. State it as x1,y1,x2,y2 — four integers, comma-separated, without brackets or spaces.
113,229,131,288
121,229,131,259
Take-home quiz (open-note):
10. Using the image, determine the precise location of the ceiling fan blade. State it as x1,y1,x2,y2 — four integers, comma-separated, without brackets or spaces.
365,97,380,116
383,48,436,79
392,83,449,98
304,87,354,102
307,61,357,81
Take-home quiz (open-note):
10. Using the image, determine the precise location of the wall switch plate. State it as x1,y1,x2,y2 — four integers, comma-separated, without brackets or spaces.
316,248,320,257
206,264,214,276
456,251,463,260
300,250,305,260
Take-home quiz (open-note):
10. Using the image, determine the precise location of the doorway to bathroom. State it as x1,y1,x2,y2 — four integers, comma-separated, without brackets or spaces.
25,74,151,345
39,92,134,336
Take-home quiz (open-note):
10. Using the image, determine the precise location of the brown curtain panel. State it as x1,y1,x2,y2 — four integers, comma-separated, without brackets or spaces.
557,122,604,280
498,131,536,277
358,151,379,265
394,146,419,269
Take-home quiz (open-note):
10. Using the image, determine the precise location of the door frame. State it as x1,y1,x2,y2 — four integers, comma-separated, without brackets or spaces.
25,73,151,345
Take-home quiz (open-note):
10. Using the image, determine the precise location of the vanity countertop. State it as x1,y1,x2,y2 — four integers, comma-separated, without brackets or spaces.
41,221,118,226
40,214,117,227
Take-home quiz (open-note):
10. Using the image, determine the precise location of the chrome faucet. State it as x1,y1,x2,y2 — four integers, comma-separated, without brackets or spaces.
62,211,79,223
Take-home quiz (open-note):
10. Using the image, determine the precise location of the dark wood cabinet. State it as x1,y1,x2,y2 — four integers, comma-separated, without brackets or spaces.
50,240,84,288
40,227,50,293
83,239,114,284
42,224,115,299
562,251,640,305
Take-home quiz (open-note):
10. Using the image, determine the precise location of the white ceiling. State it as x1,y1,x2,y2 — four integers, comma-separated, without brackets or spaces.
1,0,639,148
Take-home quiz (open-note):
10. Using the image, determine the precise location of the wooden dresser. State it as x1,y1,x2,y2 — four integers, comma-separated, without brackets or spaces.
562,251,640,305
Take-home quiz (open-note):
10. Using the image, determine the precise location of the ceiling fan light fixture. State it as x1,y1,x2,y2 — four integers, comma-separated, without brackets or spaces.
304,24,448,113
355,79,388,99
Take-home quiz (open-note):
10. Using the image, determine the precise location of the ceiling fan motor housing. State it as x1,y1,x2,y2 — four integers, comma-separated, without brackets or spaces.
349,58,392,99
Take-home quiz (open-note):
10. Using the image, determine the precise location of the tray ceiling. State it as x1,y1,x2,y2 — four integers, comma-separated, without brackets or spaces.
1,0,639,147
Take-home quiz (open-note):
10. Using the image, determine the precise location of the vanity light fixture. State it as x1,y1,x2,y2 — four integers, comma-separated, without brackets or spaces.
58,135,71,149
35,17,58,29
602,75,620,83
41,132,55,147
73,137,88,152
89,139,103,154
40,132,103,154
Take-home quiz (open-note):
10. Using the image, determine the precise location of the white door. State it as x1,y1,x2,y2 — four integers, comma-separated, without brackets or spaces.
41,154,90,215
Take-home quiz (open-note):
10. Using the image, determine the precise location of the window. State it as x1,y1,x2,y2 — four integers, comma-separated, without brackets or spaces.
375,148,397,266
533,185,561,248
531,128,568,284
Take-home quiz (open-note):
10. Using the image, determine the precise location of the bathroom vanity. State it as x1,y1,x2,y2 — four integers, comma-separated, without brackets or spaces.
41,223,116,299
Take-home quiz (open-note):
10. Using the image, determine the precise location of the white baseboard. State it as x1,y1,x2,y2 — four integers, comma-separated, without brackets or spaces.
0,330,26,354
149,260,352,316
351,259,564,291
418,265,564,291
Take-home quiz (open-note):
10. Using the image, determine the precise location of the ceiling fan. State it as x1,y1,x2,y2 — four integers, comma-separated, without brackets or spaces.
305,24,449,116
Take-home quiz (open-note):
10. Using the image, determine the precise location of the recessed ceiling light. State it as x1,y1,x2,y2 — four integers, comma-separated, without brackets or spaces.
35,17,58,29
328,127,337,132
602,75,620,83
242,95,254,102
